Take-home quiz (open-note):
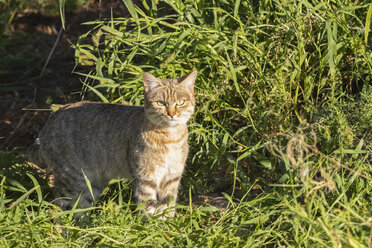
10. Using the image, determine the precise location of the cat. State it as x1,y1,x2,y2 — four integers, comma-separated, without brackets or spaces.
34,70,197,218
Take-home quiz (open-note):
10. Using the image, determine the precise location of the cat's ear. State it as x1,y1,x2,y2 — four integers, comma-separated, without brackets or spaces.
179,70,197,92
143,72,162,94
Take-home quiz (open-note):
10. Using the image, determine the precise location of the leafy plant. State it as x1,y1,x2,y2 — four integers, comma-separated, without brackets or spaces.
75,0,371,189
1,0,371,247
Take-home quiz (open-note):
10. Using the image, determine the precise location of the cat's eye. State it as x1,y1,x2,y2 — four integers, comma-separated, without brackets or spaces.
176,100,185,106
156,101,167,106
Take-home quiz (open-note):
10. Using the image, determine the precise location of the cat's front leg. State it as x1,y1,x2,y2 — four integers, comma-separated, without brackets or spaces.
134,179,158,216
157,175,182,217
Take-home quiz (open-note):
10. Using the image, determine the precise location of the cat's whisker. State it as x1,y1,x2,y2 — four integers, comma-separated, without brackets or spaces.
148,116,164,130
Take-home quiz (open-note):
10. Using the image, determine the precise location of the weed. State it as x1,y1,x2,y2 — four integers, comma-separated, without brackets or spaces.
1,0,371,247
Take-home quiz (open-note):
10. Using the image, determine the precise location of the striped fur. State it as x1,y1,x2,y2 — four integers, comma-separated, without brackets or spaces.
36,71,197,217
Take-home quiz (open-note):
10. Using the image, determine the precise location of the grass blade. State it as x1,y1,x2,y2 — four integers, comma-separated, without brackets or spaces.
365,3,372,44
81,169,95,202
122,0,139,25
9,185,40,209
26,173,42,205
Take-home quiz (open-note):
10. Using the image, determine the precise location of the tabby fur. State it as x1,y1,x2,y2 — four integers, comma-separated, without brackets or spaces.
36,71,197,217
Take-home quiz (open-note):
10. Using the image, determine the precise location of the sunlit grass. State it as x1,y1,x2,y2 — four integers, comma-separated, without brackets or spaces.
1,0,371,247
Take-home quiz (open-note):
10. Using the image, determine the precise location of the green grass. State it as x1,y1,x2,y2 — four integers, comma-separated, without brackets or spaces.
1,0,372,247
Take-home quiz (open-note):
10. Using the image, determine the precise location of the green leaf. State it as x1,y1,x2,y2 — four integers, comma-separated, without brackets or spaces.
9,185,40,209
326,21,336,79
26,173,42,205
253,152,272,169
199,206,219,212
82,169,95,202
102,25,123,37
365,3,372,44
122,0,139,25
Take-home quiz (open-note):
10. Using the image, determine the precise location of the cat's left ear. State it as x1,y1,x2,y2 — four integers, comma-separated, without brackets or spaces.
179,70,197,92
143,72,162,94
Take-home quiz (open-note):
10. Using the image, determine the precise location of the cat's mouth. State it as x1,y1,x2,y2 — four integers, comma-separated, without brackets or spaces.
163,114,189,126
165,117,181,125
146,111,189,127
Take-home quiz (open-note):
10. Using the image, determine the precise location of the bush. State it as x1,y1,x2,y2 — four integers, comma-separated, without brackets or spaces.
75,0,371,187
71,1,372,245
0,1,370,246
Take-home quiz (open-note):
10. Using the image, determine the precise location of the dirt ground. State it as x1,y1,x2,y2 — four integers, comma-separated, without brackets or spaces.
0,0,129,150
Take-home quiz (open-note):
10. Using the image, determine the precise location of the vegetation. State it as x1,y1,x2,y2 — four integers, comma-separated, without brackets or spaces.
1,0,371,247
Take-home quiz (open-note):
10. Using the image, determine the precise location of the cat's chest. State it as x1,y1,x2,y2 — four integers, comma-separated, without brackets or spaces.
163,143,185,171
156,143,184,173
150,143,185,187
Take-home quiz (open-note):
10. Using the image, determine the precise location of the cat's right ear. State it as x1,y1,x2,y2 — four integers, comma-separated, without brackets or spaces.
143,72,162,94
179,70,197,92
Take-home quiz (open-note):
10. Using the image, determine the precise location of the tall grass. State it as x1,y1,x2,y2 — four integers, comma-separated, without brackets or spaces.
74,0,372,186
1,0,371,247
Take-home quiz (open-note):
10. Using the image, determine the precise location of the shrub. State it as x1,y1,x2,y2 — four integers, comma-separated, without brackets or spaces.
74,0,372,190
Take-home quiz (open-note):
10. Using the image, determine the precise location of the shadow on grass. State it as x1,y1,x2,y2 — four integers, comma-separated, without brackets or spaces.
0,150,136,213
0,150,53,205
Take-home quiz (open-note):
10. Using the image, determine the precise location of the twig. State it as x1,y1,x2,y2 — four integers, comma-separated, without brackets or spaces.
40,26,63,77
315,151,372,181
22,108,52,111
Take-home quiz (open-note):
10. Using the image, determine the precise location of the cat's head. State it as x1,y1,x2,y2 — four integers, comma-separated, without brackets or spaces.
143,71,197,127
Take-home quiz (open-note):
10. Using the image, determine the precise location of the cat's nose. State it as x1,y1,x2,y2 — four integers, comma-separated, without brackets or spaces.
168,106,177,119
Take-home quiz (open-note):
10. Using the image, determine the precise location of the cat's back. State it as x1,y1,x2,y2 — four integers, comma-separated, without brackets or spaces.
46,101,142,123
38,101,144,176
39,101,144,155
41,101,143,135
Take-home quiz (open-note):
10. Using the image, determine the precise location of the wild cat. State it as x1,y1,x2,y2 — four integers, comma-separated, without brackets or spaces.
35,70,197,217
